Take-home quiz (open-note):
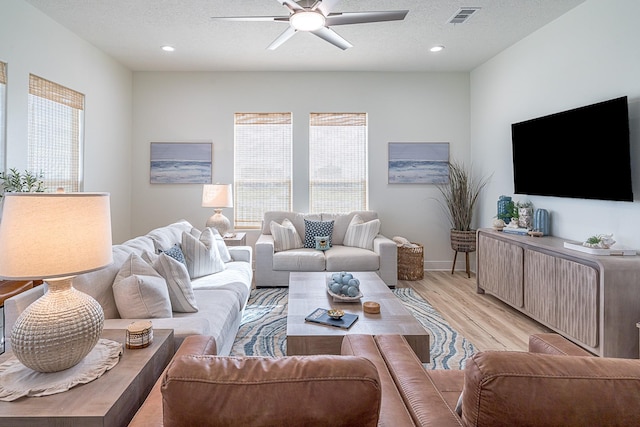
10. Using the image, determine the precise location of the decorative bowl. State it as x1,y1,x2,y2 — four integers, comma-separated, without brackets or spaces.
326,283,363,302
327,309,345,319
326,274,363,302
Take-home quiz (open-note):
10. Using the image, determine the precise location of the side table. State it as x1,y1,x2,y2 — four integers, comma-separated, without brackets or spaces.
0,328,174,427
224,232,246,246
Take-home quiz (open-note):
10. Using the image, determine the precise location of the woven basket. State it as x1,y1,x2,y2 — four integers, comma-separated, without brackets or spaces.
397,243,424,281
450,229,477,252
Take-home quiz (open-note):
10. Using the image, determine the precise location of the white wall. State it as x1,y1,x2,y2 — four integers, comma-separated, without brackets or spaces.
471,0,640,249
0,1,133,243
132,71,470,269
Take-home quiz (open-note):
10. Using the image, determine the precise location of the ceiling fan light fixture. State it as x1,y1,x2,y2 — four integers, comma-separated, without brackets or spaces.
290,11,325,31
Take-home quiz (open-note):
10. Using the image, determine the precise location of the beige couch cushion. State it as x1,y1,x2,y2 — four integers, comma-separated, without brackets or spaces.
325,245,380,271
273,248,326,271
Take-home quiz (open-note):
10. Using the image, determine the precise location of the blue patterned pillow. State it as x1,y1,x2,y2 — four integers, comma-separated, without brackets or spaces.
159,243,187,267
304,219,334,249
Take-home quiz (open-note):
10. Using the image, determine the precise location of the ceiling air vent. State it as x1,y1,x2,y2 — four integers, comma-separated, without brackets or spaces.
448,7,481,24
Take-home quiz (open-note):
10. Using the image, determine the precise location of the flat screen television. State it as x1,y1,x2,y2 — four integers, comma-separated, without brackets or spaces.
511,96,633,202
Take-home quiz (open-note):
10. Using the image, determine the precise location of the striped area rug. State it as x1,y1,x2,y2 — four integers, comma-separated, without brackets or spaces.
230,287,476,370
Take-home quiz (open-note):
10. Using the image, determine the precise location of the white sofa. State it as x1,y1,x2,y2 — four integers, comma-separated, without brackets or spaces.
256,211,397,287
4,220,253,356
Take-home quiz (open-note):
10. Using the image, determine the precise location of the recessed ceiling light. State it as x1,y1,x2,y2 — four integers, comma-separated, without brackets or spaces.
161,45,175,52
430,45,444,53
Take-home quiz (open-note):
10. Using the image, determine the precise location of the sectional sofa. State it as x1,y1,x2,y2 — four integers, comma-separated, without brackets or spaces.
4,220,253,356
256,210,397,287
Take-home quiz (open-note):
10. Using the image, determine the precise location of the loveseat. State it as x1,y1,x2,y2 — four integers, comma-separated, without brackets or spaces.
130,332,640,426
255,211,397,287
4,220,253,355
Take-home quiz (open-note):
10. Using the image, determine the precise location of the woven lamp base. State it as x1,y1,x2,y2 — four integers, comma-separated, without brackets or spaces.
10,277,104,373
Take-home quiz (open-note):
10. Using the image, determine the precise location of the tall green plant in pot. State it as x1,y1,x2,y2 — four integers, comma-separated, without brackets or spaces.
436,161,490,253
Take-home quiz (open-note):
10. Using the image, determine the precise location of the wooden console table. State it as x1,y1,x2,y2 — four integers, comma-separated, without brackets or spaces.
0,329,174,427
477,228,640,358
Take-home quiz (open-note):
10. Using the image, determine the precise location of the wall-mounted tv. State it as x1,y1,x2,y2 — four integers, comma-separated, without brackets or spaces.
511,96,633,202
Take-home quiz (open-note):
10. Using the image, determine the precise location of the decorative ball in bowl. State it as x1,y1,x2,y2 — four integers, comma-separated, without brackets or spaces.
327,309,345,320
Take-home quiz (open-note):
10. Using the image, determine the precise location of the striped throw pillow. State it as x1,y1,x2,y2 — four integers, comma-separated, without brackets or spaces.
143,251,198,313
343,214,381,250
182,227,226,279
270,218,303,252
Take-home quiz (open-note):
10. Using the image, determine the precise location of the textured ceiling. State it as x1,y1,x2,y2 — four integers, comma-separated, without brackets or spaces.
24,0,585,72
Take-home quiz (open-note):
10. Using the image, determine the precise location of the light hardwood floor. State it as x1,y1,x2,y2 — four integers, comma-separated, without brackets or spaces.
397,271,552,352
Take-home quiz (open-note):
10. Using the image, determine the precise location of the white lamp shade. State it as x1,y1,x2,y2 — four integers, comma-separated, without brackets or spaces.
0,192,113,280
202,184,233,208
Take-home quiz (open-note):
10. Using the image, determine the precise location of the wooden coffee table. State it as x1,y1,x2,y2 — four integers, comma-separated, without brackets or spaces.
286,272,430,362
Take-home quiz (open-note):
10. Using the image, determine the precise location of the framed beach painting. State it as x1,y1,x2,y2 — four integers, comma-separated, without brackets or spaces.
150,142,212,184
388,142,449,184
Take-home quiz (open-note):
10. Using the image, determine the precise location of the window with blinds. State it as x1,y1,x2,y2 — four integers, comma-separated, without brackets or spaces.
0,62,6,170
234,113,292,228
309,113,368,213
28,74,84,192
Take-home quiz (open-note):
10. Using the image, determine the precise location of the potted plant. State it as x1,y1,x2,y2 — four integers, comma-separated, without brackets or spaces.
436,160,490,253
0,169,47,221
0,168,46,199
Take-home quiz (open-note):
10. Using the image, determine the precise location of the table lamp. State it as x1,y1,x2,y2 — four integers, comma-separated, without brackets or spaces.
202,184,233,235
0,192,113,373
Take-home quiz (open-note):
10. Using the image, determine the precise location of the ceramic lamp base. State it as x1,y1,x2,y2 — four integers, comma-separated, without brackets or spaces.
206,209,231,235
10,277,104,373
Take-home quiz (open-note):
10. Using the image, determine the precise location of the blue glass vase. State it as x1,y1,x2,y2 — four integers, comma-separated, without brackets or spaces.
497,195,512,224
533,209,550,236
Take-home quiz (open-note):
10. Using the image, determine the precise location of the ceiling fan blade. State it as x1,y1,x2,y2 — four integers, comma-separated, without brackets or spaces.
267,26,298,50
279,0,305,12
325,10,408,26
314,0,341,16
311,27,352,50
212,16,289,22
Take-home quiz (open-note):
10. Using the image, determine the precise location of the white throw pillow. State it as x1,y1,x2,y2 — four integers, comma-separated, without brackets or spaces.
142,251,198,313
209,227,232,263
270,218,303,252
182,227,226,279
343,214,381,250
112,253,172,318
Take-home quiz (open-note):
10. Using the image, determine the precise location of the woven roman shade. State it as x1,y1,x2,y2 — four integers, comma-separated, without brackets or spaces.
309,113,368,213
28,74,85,192
234,112,292,228
0,61,6,170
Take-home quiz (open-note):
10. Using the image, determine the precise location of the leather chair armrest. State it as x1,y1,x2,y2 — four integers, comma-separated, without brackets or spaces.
528,333,594,356
129,336,217,427
161,355,381,427
462,350,640,426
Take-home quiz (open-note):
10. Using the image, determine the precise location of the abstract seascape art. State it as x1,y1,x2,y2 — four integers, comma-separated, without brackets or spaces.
150,142,212,184
388,142,449,184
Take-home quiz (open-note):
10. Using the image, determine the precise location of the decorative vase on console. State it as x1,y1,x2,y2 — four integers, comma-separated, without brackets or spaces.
533,209,550,236
517,202,533,229
497,195,512,225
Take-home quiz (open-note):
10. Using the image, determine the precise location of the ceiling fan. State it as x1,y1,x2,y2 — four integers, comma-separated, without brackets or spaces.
212,0,409,50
